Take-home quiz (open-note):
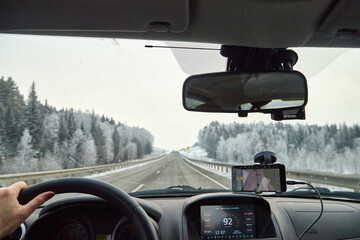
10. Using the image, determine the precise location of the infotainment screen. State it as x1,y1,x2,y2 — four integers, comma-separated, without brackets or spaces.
200,205,256,239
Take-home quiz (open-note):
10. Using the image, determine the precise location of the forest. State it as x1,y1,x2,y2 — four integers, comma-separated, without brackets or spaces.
0,77,154,174
196,121,360,174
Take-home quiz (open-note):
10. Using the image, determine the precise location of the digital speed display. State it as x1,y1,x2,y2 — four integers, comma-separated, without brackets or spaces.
200,205,256,239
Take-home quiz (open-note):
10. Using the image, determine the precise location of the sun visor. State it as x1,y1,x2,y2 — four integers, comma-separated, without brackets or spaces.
0,0,189,33
318,1,360,41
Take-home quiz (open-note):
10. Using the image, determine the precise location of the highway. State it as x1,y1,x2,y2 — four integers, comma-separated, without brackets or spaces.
49,152,231,202
92,151,230,192
22,151,355,203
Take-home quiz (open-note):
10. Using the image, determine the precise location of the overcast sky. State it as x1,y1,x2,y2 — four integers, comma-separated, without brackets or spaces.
0,34,359,150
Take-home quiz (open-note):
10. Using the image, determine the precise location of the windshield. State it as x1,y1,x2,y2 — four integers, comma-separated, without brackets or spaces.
1,34,360,198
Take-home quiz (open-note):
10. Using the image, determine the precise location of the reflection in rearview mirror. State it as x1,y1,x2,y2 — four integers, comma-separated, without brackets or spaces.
183,71,307,113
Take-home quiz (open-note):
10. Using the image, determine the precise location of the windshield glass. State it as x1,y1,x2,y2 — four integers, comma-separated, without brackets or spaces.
1,34,359,197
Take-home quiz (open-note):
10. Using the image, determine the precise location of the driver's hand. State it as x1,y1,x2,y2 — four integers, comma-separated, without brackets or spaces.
0,181,54,239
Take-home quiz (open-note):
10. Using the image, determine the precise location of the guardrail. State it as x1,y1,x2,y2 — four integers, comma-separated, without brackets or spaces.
184,156,360,192
0,155,165,185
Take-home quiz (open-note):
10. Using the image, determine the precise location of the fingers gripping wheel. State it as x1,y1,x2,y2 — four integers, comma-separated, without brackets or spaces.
18,178,159,240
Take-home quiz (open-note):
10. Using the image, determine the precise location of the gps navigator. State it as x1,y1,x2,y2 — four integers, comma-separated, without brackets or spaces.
232,164,286,193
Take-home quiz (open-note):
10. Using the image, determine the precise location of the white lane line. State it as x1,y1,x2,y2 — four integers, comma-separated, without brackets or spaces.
156,170,160,174
183,158,229,189
131,184,144,192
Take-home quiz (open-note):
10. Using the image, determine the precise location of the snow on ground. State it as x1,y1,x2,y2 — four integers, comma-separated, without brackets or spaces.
151,146,171,156
85,154,166,179
182,146,214,162
183,156,231,178
182,147,354,193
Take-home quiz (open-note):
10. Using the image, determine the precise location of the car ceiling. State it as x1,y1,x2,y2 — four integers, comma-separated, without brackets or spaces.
0,0,360,48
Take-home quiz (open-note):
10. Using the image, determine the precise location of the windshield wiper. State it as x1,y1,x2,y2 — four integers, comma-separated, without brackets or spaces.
130,186,230,197
166,185,201,191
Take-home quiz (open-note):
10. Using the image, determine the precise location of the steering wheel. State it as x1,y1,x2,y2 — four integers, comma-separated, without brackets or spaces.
18,178,159,240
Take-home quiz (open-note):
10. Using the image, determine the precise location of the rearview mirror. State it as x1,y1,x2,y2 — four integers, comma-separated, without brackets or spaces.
182,71,307,114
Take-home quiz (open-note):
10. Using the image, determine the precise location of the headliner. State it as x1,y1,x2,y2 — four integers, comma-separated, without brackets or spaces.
0,0,359,48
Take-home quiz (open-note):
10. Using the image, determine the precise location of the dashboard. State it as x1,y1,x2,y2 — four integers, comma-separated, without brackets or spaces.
8,193,360,240
23,199,134,240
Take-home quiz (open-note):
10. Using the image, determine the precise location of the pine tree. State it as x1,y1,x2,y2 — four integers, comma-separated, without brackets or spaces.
58,114,69,144
3,106,18,156
112,127,121,163
42,99,54,115
80,121,85,132
132,137,143,159
91,114,108,165
25,82,43,152
145,140,153,154
0,77,26,157
75,139,85,166
109,118,115,125
67,109,77,139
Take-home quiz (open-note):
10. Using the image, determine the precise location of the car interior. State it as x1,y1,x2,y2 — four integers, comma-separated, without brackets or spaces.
1,1,360,240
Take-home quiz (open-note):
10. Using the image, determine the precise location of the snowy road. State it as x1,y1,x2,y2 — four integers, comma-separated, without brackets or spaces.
43,151,353,204
49,152,231,202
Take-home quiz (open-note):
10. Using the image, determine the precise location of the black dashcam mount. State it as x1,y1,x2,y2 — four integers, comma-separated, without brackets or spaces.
254,151,277,165
220,45,305,121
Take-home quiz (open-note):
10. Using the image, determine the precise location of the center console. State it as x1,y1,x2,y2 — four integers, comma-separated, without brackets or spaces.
183,193,277,240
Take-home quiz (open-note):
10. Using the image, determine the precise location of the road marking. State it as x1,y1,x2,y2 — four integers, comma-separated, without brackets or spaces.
182,158,229,189
131,184,144,192
156,170,160,174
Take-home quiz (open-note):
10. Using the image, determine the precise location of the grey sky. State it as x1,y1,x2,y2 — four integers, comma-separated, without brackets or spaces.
0,34,359,150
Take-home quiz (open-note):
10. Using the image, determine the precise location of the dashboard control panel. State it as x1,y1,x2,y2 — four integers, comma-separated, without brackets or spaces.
201,205,256,239
184,193,276,240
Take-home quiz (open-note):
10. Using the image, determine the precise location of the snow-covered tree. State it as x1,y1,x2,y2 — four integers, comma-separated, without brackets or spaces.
197,121,360,174
112,127,121,163
91,114,108,165
15,129,35,172
0,77,155,173
40,113,60,155
81,135,97,166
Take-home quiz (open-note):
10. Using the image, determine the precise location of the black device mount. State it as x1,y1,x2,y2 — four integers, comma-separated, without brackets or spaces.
220,46,298,72
220,45,305,120
254,151,277,165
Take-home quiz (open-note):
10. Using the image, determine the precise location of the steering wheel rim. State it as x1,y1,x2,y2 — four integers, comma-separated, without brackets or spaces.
18,178,159,240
